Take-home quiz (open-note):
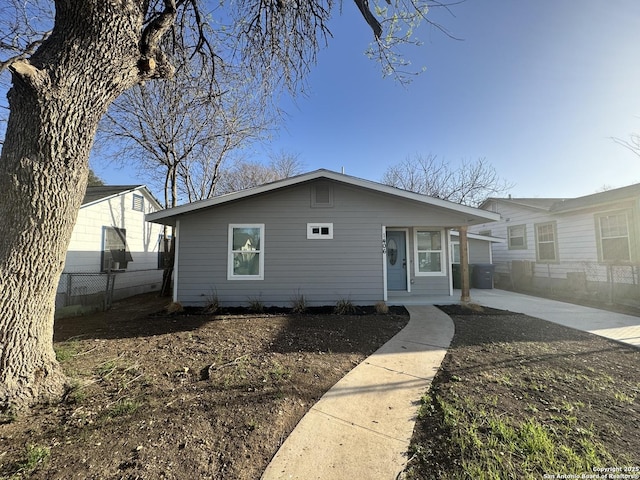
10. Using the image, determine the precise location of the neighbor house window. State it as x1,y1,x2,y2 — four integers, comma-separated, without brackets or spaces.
132,194,144,212
102,226,132,271
415,229,445,276
508,225,527,249
307,223,333,239
451,242,461,264
535,222,558,262
597,212,631,262
228,224,264,280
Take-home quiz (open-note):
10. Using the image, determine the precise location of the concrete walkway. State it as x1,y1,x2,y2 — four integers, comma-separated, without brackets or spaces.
261,305,454,480
471,289,640,348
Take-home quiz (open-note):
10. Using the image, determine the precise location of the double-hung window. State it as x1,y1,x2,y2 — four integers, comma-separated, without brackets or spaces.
102,226,132,271
415,229,445,276
228,224,264,280
597,212,631,262
535,222,558,262
508,225,526,249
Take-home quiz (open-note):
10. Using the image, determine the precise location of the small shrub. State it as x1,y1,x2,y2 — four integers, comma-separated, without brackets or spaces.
204,289,220,313
166,301,184,314
374,301,389,314
247,296,264,313
290,290,307,314
334,298,355,315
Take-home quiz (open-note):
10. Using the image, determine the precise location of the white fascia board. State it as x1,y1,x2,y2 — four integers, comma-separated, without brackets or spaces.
146,169,502,225
450,230,506,243
80,185,143,209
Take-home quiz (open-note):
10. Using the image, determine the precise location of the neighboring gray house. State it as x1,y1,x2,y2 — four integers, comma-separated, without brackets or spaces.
56,185,165,315
147,169,500,307
470,183,640,303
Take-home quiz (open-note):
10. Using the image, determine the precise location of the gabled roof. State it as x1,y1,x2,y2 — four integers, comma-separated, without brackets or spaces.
82,185,162,210
550,183,640,213
480,197,565,212
482,182,640,215
146,169,501,226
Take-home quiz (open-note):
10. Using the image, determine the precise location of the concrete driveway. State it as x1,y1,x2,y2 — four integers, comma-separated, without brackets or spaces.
470,289,640,348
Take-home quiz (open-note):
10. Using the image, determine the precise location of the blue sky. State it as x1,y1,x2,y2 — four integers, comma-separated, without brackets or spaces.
95,1,640,198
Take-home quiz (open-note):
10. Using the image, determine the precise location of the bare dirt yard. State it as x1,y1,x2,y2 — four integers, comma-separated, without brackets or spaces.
3,296,639,479
405,304,640,479
0,294,408,480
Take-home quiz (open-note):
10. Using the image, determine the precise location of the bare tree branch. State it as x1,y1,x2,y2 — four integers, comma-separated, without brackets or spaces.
611,133,640,159
381,154,514,206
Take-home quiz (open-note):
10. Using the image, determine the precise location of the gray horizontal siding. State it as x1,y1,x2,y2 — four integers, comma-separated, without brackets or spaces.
175,180,468,306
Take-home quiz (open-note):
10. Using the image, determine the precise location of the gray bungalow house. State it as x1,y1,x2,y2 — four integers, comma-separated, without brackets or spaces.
470,183,640,304
146,170,500,307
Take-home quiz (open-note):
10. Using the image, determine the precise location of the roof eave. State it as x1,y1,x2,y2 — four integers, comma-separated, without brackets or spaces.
146,169,501,225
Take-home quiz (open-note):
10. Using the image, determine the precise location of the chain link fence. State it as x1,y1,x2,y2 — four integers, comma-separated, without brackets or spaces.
56,269,163,315
56,272,115,312
493,260,640,306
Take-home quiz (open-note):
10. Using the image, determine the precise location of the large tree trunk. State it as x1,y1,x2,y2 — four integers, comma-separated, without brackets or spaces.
0,0,173,412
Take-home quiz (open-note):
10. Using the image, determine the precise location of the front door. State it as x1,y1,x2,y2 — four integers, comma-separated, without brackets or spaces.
386,230,407,291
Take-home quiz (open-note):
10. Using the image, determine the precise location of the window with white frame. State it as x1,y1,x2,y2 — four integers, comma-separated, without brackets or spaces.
102,226,132,272
228,224,264,280
415,229,445,275
535,222,558,262
307,223,333,239
597,212,631,262
508,224,527,249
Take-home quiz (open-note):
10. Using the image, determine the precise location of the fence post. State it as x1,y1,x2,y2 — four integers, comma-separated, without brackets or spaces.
65,273,72,307
104,271,115,310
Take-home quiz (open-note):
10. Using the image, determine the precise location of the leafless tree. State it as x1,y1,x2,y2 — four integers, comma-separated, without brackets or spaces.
215,152,305,195
381,154,514,206
0,0,457,412
98,46,273,208
612,133,640,159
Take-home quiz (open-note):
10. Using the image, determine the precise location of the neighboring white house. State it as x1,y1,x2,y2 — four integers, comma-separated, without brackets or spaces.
470,183,640,304
146,169,500,307
56,185,166,315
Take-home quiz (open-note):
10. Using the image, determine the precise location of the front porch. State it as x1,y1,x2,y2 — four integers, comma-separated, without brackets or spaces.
387,289,487,306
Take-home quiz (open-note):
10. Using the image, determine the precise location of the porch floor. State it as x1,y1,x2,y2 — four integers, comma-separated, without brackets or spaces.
387,288,471,306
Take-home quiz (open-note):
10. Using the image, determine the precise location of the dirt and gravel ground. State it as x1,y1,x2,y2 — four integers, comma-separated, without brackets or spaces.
2,295,639,479
0,294,408,480
405,304,640,478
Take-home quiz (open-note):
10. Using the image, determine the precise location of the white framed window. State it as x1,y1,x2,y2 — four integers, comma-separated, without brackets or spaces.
307,223,333,239
535,222,558,262
228,224,264,280
415,229,445,276
508,224,527,249
102,226,132,272
597,212,631,262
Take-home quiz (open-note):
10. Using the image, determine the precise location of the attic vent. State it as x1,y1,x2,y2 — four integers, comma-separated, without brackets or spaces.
132,194,144,212
311,183,333,208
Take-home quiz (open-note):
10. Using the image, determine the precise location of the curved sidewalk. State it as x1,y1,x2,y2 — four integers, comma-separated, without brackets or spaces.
261,305,454,480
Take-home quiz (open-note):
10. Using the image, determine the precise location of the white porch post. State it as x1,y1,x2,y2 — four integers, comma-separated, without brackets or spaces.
459,225,471,303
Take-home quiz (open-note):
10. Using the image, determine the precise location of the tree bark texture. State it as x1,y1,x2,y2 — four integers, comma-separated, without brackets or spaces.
0,0,172,411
